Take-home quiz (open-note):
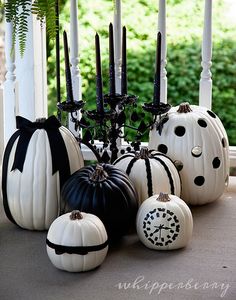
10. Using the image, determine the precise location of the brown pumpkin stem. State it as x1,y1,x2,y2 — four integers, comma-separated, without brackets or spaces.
70,210,83,220
90,164,108,182
177,102,192,113
157,192,171,202
136,147,150,159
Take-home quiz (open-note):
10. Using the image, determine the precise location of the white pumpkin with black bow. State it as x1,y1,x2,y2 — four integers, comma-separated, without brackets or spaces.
46,210,108,272
136,193,193,250
113,148,181,205
149,102,229,205
1,116,84,230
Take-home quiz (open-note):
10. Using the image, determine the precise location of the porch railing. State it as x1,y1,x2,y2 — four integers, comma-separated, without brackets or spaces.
0,0,235,168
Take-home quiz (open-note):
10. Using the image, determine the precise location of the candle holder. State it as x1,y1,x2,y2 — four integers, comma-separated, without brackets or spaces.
57,29,171,163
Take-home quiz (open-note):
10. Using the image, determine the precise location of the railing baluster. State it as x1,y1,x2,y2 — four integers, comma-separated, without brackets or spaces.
158,0,167,104
3,21,17,145
199,0,212,109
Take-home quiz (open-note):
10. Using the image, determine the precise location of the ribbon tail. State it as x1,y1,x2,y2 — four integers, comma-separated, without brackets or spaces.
11,130,34,172
46,128,71,188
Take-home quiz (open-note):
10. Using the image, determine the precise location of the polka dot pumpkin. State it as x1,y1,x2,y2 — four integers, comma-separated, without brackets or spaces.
149,102,229,205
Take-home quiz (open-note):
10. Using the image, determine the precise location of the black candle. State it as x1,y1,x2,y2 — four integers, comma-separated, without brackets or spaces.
109,23,116,95
121,26,127,96
63,30,74,103
153,31,161,106
95,33,104,113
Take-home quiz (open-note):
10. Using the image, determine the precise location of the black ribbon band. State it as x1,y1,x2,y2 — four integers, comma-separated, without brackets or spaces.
11,115,71,188
46,238,109,255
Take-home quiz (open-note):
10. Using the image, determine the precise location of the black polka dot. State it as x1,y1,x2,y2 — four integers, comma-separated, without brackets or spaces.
207,110,216,118
198,119,207,128
175,126,186,137
158,144,168,154
126,147,131,152
212,157,221,169
120,149,125,155
222,137,227,148
194,176,205,186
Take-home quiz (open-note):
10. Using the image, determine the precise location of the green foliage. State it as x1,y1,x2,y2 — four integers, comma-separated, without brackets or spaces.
46,0,236,144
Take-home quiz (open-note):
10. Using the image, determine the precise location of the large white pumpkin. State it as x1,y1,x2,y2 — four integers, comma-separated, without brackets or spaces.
113,148,181,205
136,193,193,250
1,116,84,230
46,210,108,272
149,102,229,205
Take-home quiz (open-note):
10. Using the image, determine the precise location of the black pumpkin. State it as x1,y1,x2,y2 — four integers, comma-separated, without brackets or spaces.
61,163,138,238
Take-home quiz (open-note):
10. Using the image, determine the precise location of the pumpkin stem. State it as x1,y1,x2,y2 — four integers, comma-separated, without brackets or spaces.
177,102,192,113
90,164,108,182
136,147,150,159
157,192,171,202
70,210,83,220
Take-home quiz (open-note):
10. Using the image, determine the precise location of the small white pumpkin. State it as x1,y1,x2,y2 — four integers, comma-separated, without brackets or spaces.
2,116,84,230
149,102,229,205
46,210,108,272
113,148,181,205
136,193,193,250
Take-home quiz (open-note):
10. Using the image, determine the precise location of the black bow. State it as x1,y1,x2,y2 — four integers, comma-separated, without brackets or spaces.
11,115,71,188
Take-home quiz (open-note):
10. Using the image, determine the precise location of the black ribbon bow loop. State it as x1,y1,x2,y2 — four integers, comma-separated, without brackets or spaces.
11,115,71,188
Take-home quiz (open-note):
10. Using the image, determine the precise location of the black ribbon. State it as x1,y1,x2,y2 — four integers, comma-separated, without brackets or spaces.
11,115,71,188
46,238,109,255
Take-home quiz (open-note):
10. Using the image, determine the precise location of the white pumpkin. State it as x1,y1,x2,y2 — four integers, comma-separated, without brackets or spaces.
136,193,193,250
1,116,84,230
149,102,229,205
46,210,108,272
113,148,181,205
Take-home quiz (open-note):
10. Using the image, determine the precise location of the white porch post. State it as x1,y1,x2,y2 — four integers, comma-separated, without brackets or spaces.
199,0,212,109
3,21,17,145
158,0,167,104
15,10,47,120
69,0,82,136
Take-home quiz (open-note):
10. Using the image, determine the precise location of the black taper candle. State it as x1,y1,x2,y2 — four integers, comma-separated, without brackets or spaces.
95,33,104,114
121,26,127,96
109,23,116,95
153,31,161,106
63,31,74,103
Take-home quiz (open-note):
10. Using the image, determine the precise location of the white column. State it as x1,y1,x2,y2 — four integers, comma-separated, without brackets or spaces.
69,0,82,136
199,0,212,109
15,9,47,120
113,0,122,94
3,21,17,144
158,0,167,104
0,84,4,161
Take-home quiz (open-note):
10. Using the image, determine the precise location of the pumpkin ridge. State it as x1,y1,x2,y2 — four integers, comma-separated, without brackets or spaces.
152,156,175,194
2,130,21,225
126,157,137,176
144,158,153,197
113,153,135,165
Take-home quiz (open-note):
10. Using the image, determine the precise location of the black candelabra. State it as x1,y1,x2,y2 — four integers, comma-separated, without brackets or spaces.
57,25,171,163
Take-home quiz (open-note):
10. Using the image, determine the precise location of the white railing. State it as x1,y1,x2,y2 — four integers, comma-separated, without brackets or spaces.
1,0,236,169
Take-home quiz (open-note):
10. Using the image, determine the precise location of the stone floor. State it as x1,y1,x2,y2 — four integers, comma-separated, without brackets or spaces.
0,178,236,300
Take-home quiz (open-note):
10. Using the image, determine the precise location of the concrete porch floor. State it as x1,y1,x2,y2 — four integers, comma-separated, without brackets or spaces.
0,178,235,300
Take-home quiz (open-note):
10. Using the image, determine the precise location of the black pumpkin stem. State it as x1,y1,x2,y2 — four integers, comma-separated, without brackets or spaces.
36,118,47,123
70,210,83,220
177,102,192,113
90,164,108,182
157,192,171,202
